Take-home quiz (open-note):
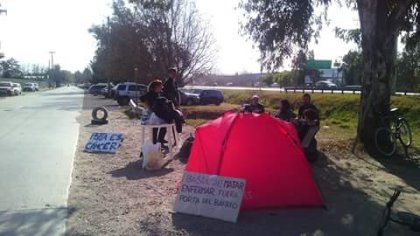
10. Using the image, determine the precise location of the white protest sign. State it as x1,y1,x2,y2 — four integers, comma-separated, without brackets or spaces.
173,171,246,222
84,132,123,154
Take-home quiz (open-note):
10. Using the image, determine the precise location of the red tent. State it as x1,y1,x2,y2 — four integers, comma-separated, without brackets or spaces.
186,112,324,210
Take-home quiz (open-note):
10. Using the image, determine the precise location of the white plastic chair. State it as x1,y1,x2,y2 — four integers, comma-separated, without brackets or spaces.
140,123,180,156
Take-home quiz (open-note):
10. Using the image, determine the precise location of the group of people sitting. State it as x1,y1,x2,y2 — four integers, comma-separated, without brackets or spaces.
244,93,320,159
140,67,184,149
140,67,319,159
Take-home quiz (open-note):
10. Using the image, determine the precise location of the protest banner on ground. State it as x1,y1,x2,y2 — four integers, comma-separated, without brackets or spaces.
173,171,246,222
84,132,123,154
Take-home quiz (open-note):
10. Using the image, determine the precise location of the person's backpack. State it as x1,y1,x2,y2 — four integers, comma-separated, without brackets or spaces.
177,134,194,162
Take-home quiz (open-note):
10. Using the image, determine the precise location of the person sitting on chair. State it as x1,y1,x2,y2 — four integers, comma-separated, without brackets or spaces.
275,99,296,122
243,95,265,113
140,80,168,146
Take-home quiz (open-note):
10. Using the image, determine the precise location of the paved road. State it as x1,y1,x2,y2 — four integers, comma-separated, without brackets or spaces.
0,86,84,235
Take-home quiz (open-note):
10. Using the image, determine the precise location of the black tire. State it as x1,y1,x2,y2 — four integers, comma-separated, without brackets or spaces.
117,96,130,106
91,119,108,125
374,127,397,157
397,118,412,147
92,107,108,121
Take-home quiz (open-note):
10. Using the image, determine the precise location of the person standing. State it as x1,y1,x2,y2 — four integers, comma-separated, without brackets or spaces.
163,67,181,108
298,93,318,119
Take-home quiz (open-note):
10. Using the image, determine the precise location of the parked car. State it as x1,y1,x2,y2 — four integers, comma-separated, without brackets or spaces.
315,81,338,90
0,81,15,96
180,90,200,106
114,82,147,105
88,83,111,96
100,83,118,98
191,89,224,105
271,82,280,87
12,83,22,95
23,82,39,92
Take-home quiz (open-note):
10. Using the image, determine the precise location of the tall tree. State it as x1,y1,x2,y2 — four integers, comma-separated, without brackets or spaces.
90,0,215,85
74,71,83,84
82,68,93,83
0,58,22,78
395,44,420,91
342,50,363,85
241,0,420,153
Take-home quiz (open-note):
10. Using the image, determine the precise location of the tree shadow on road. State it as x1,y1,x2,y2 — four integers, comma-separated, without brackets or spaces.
365,145,420,192
42,91,85,96
108,160,174,180
0,207,76,236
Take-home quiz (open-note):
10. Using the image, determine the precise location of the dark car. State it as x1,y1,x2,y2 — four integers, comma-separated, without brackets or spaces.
180,90,200,106
88,83,110,96
195,89,224,105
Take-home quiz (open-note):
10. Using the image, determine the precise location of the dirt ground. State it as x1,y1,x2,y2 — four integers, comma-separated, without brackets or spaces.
66,94,420,236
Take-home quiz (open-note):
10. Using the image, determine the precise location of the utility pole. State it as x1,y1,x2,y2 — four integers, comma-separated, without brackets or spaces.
107,17,112,97
49,51,55,69
48,51,55,88
0,3,7,15
0,3,7,59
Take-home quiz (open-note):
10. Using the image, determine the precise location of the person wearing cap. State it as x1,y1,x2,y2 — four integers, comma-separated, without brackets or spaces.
163,67,181,108
243,95,265,114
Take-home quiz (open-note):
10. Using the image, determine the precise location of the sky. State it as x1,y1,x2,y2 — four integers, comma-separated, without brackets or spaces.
0,0,359,74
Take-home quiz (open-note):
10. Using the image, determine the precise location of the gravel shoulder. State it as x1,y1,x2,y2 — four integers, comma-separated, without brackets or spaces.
66,95,420,236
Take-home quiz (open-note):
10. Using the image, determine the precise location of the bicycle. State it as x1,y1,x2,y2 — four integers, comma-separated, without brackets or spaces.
377,189,420,236
374,108,412,157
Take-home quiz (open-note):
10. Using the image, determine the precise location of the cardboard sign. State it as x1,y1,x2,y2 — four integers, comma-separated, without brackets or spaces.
173,171,246,222
84,132,123,153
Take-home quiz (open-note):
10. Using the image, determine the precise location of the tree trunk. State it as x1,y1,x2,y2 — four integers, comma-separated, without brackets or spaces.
357,1,398,148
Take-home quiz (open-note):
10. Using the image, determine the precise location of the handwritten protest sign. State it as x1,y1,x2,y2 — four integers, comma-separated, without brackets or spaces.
173,171,246,222
84,132,123,154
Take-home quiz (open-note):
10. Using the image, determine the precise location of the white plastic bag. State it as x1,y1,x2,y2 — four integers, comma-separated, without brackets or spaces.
141,110,166,125
142,143,165,170
148,112,166,125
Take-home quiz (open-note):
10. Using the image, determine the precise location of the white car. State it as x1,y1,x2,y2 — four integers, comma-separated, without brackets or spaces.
23,82,39,92
12,83,22,95
114,82,147,106
315,81,338,90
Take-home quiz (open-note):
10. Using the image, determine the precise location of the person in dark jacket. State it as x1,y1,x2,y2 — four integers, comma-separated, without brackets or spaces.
140,80,167,145
276,99,296,122
298,93,318,119
293,108,320,141
163,67,181,108
243,95,265,113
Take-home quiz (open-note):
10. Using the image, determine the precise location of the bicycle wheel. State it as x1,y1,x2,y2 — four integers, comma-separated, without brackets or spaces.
397,118,412,147
374,127,397,157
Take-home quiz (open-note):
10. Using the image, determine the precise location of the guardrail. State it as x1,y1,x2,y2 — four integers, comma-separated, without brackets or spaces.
184,85,420,96
283,87,420,96
284,87,361,95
